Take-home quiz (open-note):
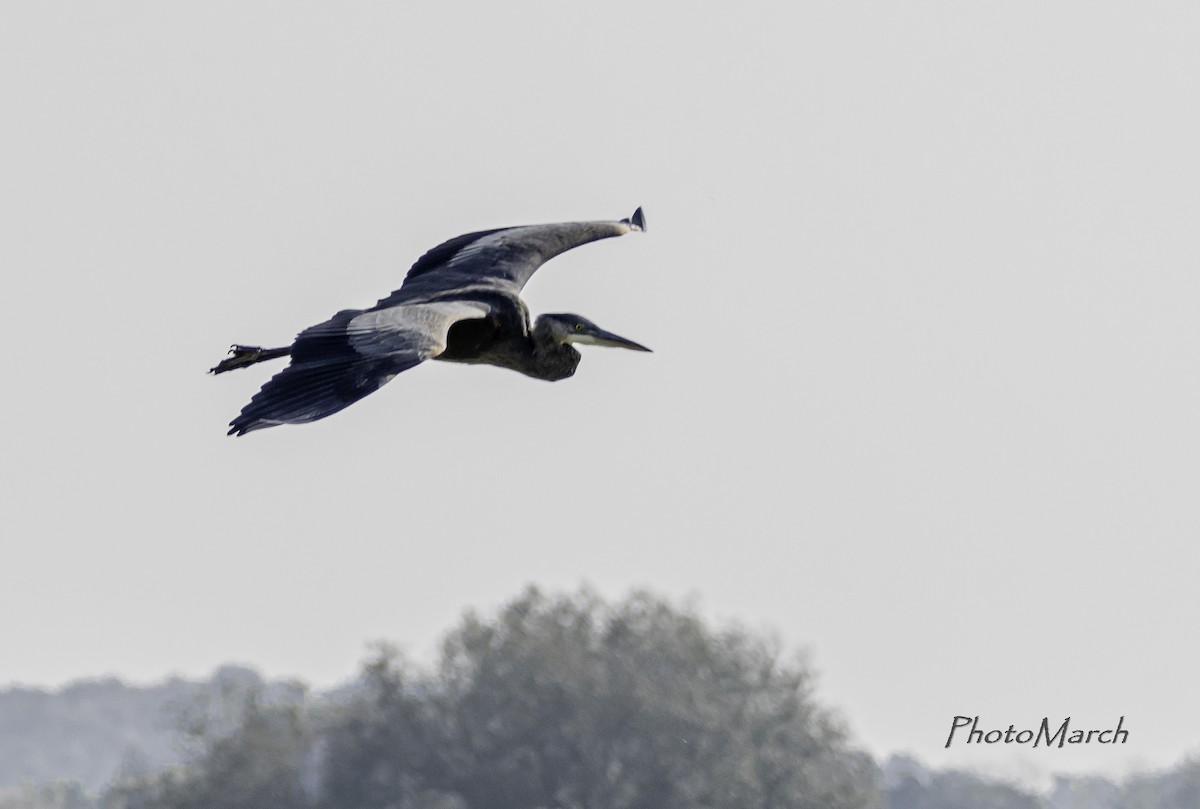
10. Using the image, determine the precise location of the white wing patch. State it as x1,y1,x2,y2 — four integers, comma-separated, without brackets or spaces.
346,301,490,358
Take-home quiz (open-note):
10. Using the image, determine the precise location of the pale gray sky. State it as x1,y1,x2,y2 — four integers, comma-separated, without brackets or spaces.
2,0,1198,784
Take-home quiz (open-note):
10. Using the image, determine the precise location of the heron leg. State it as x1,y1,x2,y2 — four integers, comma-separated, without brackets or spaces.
209,344,292,374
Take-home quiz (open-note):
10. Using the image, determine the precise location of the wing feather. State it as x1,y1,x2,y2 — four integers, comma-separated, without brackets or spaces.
228,301,489,435
372,209,644,309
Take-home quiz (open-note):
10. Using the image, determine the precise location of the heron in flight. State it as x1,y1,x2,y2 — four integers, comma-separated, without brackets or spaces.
213,208,650,435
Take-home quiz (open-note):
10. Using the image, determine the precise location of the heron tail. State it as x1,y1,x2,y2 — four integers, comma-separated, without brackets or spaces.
209,344,292,374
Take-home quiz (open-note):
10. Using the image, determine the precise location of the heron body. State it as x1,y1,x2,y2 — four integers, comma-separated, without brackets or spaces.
214,208,649,435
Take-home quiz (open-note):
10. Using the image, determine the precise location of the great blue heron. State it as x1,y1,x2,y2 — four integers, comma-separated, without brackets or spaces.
213,207,650,436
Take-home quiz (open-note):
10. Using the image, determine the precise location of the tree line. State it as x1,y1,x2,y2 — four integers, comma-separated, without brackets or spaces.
2,588,1196,809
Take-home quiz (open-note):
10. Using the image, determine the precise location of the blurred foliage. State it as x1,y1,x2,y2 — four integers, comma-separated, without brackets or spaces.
102,684,316,809
6,589,1199,809
883,755,1200,809
0,665,274,793
0,782,93,809
1104,758,1200,809
886,769,1041,809
106,587,880,809
320,588,878,809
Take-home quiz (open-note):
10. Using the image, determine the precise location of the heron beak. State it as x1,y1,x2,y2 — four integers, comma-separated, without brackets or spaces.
578,326,652,352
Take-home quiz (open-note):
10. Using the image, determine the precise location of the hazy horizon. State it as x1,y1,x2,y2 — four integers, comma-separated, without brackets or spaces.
0,584,1187,790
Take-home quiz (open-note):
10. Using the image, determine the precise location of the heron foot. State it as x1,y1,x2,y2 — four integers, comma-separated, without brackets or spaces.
210,345,266,374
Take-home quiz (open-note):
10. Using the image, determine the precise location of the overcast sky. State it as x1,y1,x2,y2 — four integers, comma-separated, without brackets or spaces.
3,0,1198,785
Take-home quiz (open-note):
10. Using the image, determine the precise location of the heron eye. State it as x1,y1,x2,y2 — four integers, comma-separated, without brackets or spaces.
574,323,585,333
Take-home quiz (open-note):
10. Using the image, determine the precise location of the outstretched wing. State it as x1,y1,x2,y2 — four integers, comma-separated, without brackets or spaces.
372,207,646,310
228,301,489,435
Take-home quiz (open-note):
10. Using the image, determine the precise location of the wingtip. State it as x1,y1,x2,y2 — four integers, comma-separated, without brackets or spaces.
621,206,646,233
227,416,259,437
228,418,270,437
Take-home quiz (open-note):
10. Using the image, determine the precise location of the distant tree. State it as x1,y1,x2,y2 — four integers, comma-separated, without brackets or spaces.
103,683,316,809
882,754,1046,809
1046,773,1119,809
26,635,1200,809
886,769,1041,809
320,587,879,809
0,782,95,809
0,678,197,793
317,646,453,809
1114,758,1200,809
0,665,289,795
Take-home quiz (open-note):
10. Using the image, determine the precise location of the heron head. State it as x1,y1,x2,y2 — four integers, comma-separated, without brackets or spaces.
536,313,651,352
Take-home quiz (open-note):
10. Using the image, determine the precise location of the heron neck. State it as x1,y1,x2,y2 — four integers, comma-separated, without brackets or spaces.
526,340,580,381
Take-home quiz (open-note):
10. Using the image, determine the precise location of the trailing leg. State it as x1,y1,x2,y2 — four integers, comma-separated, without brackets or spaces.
209,344,292,374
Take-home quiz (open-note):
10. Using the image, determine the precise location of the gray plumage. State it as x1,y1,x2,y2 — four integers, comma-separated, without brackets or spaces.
214,208,649,436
